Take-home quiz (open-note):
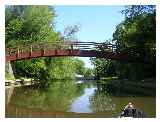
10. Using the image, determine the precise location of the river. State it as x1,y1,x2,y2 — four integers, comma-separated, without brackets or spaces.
5,80,156,118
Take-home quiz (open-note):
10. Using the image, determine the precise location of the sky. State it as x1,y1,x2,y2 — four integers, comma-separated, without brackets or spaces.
54,6,125,68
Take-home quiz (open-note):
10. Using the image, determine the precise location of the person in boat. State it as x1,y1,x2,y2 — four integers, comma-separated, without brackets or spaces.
124,102,134,109
121,102,136,117
120,102,148,118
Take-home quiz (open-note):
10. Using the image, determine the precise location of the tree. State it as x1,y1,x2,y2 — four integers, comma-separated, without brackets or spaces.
91,58,116,79
62,24,80,40
73,58,86,75
91,5,156,80
121,5,155,19
84,68,94,79
5,6,82,85
112,5,156,80
6,6,59,47
45,57,76,81
6,6,60,83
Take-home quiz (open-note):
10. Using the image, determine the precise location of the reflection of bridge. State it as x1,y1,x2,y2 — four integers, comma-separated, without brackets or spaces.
6,41,127,62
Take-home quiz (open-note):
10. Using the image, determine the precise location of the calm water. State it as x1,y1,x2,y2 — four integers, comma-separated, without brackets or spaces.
5,80,156,118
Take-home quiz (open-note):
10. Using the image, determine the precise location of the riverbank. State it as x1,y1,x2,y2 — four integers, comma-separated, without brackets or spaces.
100,77,156,96
5,78,39,87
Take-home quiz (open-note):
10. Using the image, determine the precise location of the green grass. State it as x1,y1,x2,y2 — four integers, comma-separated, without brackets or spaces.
5,73,15,80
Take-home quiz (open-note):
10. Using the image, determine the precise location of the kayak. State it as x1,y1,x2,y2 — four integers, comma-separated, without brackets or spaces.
119,103,148,118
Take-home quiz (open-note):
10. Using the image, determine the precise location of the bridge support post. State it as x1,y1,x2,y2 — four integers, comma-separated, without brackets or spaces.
42,49,45,56
70,44,73,54
30,45,32,57
17,47,19,59
111,45,113,52
71,44,73,50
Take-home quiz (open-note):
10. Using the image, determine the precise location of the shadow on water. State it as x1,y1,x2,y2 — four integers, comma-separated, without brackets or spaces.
5,79,156,118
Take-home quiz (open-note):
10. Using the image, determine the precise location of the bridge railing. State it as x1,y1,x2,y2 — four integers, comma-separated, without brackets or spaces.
6,41,117,56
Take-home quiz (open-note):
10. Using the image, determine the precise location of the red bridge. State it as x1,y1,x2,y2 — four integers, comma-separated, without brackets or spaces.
6,41,128,62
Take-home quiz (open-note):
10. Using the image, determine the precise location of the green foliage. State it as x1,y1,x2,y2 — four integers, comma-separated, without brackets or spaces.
113,5,156,80
45,57,76,80
91,58,116,78
6,5,59,46
5,6,59,84
84,68,94,79
91,5,156,80
6,6,86,85
12,58,46,79
121,5,155,19
73,58,86,75
5,73,15,80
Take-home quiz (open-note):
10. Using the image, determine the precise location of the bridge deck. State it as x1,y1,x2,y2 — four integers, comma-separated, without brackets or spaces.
6,41,127,61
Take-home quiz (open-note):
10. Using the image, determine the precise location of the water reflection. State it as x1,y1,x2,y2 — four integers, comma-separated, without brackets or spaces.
6,80,156,117
7,80,83,112
70,87,96,113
